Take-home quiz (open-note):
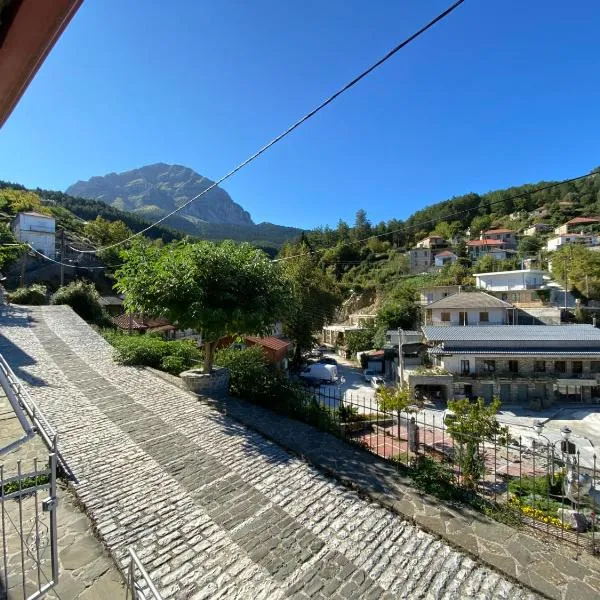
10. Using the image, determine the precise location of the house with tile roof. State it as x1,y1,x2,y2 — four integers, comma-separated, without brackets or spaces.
416,325,600,405
434,250,458,268
482,228,517,249
555,216,600,235
466,239,509,260
423,292,513,326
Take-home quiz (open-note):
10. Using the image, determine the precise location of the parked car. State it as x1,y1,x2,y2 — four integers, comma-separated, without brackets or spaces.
300,363,339,385
370,376,386,389
318,356,337,366
363,369,377,382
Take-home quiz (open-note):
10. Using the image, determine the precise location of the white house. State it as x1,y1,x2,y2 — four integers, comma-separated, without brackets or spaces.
474,269,547,292
523,223,552,236
434,250,458,268
547,233,599,252
423,291,512,326
12,212,56,258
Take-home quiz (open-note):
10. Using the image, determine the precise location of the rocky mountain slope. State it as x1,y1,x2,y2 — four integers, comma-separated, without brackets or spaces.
67,163,253,227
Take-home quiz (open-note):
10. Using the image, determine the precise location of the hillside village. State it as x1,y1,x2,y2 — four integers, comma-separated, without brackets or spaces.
2,2,600,599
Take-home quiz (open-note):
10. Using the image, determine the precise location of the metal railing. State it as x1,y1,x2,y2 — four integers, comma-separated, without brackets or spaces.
125,548,163,600
0,454,59,599
291,384,599,553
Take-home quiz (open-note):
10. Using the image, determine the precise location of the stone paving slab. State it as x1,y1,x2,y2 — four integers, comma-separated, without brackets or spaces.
0,305,572,598
0,389,125,599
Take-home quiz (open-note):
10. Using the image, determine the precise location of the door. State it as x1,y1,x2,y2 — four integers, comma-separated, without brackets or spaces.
480,383,494,402
499,384,511,404
517,384,528,403
459,312,468,326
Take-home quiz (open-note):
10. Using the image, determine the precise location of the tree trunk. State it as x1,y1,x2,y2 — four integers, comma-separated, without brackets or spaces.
203,340,215,373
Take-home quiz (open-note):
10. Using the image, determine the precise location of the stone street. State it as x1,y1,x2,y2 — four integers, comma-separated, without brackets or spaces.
0,305,577,598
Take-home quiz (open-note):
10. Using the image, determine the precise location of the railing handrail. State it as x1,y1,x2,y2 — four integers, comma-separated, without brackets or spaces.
0,353,57,452
127,547,163,600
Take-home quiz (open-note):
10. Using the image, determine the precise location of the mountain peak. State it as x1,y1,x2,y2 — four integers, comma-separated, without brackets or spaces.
66,163,253,226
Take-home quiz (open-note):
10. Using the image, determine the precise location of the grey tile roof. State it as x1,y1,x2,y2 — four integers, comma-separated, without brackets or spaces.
429,346,600,356
422,324,600,342
425,292,513,310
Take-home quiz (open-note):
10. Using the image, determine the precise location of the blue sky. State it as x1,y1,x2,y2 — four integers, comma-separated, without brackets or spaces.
1,0,599,230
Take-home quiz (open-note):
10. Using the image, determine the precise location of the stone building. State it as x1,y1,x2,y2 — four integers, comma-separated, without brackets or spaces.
418,325,600,406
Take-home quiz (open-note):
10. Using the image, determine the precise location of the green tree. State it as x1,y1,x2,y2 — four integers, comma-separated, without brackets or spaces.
353,209,371,241
84,216,133,265
377,383,420,419
469,215,493,237
517,235,542,257
445,397,505,489
50,281,107,325
0,223,25,271
280,245,341,361
344,327,375,356
115,240,290,373
551,245,600,299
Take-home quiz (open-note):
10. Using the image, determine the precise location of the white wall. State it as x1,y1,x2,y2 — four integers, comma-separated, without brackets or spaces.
475,272,544,291
429,307,506,326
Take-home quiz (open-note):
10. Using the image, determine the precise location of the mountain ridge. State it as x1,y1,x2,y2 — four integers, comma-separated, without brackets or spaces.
66,163,254,227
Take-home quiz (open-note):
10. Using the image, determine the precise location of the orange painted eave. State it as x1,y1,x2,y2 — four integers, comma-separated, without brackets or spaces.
0,0,83,128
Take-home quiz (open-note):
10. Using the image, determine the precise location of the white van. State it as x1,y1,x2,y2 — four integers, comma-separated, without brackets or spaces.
299,363,339,385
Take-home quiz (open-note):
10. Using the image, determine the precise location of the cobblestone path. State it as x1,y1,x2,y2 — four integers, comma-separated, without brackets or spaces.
0,306,540,599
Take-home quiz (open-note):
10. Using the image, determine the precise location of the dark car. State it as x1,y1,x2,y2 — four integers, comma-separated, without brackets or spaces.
318,357,337,366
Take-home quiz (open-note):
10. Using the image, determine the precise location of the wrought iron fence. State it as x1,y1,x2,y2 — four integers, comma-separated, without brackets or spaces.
298,384,599,553
0,454,58,600
125,547,163,600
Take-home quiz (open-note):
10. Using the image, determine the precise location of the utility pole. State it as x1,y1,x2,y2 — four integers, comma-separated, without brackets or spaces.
20,251,26,287
397,328,404,385
59,229,65,287
563,254,569,312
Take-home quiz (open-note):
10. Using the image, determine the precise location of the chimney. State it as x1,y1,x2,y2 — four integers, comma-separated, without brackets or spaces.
593,317,597,328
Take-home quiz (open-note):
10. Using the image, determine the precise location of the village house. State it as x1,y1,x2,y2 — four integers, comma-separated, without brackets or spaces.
554,216,600,235
467,239,508,261
418,285,462,306
482,228,517,249
474,269,547,292
408,235,449,273
416,325,600,406
523,223,552,236
546,233,600,252
434,250,458,268
423,291,513,326
11,211,56,258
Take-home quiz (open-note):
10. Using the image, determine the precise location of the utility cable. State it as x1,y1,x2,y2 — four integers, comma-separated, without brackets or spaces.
70,0,466,254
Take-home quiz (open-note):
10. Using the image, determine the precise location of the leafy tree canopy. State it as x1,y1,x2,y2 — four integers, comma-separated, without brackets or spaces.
115,239,291,372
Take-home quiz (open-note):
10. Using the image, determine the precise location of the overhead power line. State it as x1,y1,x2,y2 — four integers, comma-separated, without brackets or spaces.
71,0,466,254
274,171,595,262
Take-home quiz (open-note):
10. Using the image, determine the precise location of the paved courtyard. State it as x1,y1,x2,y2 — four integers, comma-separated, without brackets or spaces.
0,305,569,598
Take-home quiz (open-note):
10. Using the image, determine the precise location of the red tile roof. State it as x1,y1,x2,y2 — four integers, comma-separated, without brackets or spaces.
436,250,456,256
484,228,514,234
112,314,175,331
467,239,505,247
566,216,600,225
245,336,291,351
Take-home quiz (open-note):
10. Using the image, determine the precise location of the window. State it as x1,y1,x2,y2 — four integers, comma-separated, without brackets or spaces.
591,361,600,373
459,311,468,326
511,293,518,301
508,360,519,374
482,360,496,373
572,361,583,374
555,361,566,374
479,311,489,323
461,360,470,375
534,360,546,373
501,293,508,301
441,312,451,322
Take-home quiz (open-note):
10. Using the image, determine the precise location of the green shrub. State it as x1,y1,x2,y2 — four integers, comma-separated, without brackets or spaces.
104,331,202,372
7,284,47,305
215,346,338,431
50,281,107,324
508,473,564,499
160,355,188,375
